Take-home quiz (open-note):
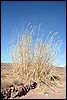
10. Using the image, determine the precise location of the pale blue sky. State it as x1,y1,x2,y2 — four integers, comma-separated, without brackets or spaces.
1,1,66,67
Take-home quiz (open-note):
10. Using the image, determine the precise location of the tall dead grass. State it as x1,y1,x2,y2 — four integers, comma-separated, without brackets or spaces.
9,23,63,93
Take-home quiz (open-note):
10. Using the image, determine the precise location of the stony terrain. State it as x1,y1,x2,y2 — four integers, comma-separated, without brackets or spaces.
1,63,66,99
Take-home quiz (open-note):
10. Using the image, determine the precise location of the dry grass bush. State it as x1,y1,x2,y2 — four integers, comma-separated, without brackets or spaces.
1,70,10,78
9,23,63,93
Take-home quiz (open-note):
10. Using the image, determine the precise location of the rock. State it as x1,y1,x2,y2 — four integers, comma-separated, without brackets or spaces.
25,84,30,92
30,80,37,89
1,80,37,99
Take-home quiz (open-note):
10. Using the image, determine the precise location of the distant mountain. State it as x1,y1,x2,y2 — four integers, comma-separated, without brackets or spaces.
1,63,11,69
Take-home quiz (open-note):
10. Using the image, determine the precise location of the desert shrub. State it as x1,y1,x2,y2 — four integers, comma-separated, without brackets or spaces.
13,80,19,85
1,70,9,78
9,23,63,92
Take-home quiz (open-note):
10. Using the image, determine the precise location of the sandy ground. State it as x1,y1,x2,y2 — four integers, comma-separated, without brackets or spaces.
1,63,66,99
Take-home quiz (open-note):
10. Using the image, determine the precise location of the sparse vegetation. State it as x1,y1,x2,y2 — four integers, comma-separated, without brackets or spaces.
9,23,63,93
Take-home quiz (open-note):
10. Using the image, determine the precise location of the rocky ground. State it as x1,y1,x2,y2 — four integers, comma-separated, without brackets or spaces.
1,63,66,99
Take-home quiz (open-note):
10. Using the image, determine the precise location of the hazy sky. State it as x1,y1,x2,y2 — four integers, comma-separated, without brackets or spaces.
1,1,66,67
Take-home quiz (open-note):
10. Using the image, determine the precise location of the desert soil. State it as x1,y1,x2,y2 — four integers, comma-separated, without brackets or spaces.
1,63,66,99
